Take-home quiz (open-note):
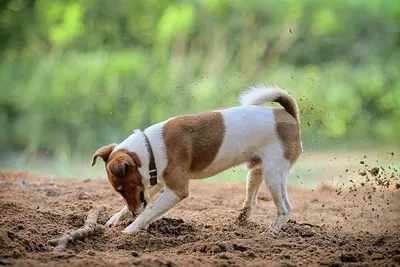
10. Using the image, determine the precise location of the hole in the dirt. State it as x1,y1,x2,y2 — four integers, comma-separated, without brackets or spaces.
147,218,195,236
182,242,249,255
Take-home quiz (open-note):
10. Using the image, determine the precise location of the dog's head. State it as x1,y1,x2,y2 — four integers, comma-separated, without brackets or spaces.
91,144,147,215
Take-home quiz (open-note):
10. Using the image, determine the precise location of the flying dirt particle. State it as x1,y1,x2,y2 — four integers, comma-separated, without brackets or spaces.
359,171,367,176
369,167,379,176
300,98,303,102
345,169,348,172
309,104,314,110
307,121,311,126
289,29,292,34
364,155,367,158
360,161,365,164
297,175,300,179
391,152,395,156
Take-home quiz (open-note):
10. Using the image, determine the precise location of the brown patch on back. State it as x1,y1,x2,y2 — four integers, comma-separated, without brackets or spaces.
273,108,302,164
163,111,226,174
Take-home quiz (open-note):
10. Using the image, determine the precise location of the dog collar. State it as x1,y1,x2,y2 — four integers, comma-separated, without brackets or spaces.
143,133,158,186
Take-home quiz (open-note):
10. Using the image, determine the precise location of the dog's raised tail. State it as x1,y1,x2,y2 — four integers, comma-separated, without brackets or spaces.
239,84,299,122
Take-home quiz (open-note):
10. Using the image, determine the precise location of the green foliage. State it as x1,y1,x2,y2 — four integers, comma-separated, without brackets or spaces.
0,0,399,157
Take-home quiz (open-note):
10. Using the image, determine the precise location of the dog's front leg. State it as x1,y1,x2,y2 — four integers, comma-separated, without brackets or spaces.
147,183,164,202
106,205,130,227
123,187,186,233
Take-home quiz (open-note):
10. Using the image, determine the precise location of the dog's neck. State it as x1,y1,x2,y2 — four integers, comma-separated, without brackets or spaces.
114,129,153,187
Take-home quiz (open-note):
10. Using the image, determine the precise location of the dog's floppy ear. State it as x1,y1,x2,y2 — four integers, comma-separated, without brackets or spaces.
91,144,117,166
108,159,131,178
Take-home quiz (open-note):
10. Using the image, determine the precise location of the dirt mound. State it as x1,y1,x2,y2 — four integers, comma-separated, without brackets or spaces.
0,170,399,266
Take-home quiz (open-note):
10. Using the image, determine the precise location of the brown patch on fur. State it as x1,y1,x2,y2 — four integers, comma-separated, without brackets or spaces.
126,151,142,168
91,144,117,166
246,156,262,169
273,108,302,164
162,111,226,196
274,95,298,121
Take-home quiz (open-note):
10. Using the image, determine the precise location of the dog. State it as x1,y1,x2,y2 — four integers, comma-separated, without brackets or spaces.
91,85,302,233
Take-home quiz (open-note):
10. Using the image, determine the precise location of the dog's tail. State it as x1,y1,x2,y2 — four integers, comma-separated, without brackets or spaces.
239,84,300,122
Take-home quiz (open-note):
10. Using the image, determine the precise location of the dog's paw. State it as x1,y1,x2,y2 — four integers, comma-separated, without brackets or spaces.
123,221,147,233
105,213,122,227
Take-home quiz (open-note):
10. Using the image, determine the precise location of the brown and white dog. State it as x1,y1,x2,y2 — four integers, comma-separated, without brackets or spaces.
91,85,302,233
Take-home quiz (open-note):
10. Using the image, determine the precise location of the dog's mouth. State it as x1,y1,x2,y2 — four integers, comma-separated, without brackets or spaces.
139,191,147,208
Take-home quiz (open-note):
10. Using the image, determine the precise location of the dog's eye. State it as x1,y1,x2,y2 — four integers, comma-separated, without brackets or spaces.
117,188,125,195
139,191,145,204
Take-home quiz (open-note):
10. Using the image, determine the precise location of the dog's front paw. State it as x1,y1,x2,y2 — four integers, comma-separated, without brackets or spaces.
105,213,122,227
122,221,147,233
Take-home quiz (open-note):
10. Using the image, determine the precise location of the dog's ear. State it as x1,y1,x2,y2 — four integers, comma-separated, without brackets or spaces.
127,151,142,168
91,144,117,166
108,158,131,178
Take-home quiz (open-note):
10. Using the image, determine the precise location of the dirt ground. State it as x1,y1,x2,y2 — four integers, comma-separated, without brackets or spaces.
0,166,399,267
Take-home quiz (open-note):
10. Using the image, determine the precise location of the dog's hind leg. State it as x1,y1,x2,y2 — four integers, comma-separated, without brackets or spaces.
238,167,263,223
262,158,292,233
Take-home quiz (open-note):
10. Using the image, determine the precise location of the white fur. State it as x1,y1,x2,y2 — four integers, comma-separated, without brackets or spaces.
197,106,282,178
143,120,172,186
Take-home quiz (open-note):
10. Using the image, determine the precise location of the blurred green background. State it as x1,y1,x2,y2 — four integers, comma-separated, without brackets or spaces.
0,0,399,183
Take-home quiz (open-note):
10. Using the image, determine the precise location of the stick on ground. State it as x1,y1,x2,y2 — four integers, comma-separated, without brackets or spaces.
49,205,105,251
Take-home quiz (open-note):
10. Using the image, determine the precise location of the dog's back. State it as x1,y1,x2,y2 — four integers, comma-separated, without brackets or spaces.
157,85,302,179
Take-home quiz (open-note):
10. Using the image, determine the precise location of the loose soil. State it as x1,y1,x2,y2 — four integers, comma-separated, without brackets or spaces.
0,167,399,267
